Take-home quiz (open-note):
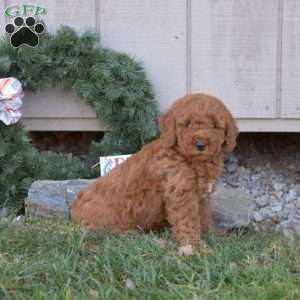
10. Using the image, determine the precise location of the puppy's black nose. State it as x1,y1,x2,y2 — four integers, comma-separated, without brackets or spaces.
195,139,206,151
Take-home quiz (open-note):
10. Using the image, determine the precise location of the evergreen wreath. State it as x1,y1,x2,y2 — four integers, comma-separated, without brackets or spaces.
0,26,159,159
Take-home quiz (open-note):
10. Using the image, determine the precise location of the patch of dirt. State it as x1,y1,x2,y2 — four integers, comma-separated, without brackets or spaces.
30,131,104,156
234,133,300,181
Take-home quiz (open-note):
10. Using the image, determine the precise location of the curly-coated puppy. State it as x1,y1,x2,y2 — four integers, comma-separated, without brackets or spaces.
71,93,238,253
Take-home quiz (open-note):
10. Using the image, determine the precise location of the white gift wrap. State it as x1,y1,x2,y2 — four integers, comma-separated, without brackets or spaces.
0,77,24,125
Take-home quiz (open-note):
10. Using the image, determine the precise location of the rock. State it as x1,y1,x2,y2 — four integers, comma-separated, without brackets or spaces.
225,154,239,174
284,203,294,212
238,166,250,176
294,213,300,220
277,218,300,239
0,207,10,219
273,182,285,191
255,196,269,207
27,180,254,231
251,188,262,197
212,186,254,229
26,181,66,219
225,174,240,187
13,215,25,223
271,204,282,213
289,184,300,193
268,195,279,205
296,198,300,209
226,163,238,174
253,211,264,222
250,174,261,182
26,180,93,219
284,190,297,203
294,223,300,236
259,207,271,219
226,153,238,165
278,207,291,220
274,191,284,200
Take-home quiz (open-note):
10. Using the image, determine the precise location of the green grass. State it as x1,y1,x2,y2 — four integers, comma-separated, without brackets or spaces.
0,220,299,300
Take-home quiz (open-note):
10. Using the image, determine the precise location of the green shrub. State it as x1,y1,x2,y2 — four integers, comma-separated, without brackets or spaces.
0,123,92,210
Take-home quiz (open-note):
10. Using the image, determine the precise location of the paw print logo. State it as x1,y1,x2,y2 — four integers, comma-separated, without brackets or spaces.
5,16,45,48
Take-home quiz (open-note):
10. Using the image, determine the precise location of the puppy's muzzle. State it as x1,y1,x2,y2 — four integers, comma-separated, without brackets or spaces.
195,139,206,151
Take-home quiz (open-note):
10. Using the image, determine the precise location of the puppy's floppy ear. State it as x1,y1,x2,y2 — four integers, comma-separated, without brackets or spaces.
223,110,239,152
159,110,177,148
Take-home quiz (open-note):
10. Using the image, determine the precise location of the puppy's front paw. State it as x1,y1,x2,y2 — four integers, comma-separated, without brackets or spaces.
178,244,194,256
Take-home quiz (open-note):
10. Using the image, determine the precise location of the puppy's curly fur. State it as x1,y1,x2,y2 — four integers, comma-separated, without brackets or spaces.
71,93,238,246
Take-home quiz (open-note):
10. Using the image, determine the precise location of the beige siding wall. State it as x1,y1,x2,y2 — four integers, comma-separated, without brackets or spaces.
100,0,187,111
191,0,278,119
1,0,300,131
22,89,105,131
281,0,300,118
0,1,6,37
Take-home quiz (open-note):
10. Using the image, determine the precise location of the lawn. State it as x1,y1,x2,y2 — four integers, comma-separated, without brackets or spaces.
0,219,299,300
